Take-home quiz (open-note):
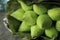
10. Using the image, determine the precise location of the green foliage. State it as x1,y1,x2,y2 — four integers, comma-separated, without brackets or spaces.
45,27,58,39
18,1,33,11
8,16,21,34
37,14,52,29
48,8,60,21
33,4,47,15
19,21,31,32
31,25,44,38
56,21,60,31
6,0,60,40
23,11,37,25
10,8,25,21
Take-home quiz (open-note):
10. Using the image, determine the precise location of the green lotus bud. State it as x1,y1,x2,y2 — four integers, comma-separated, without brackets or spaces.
37,15,52,29
18,1,32,11
10,8,25,21
56,21,60,31
23,11,37,25
45,27,58,39
33,4,47,15
31,25,44,38
19,21,31,32
48,8,60,21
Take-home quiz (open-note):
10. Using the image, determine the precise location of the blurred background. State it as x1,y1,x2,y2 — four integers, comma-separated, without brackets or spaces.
0,0,9,11
0,0,13,40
